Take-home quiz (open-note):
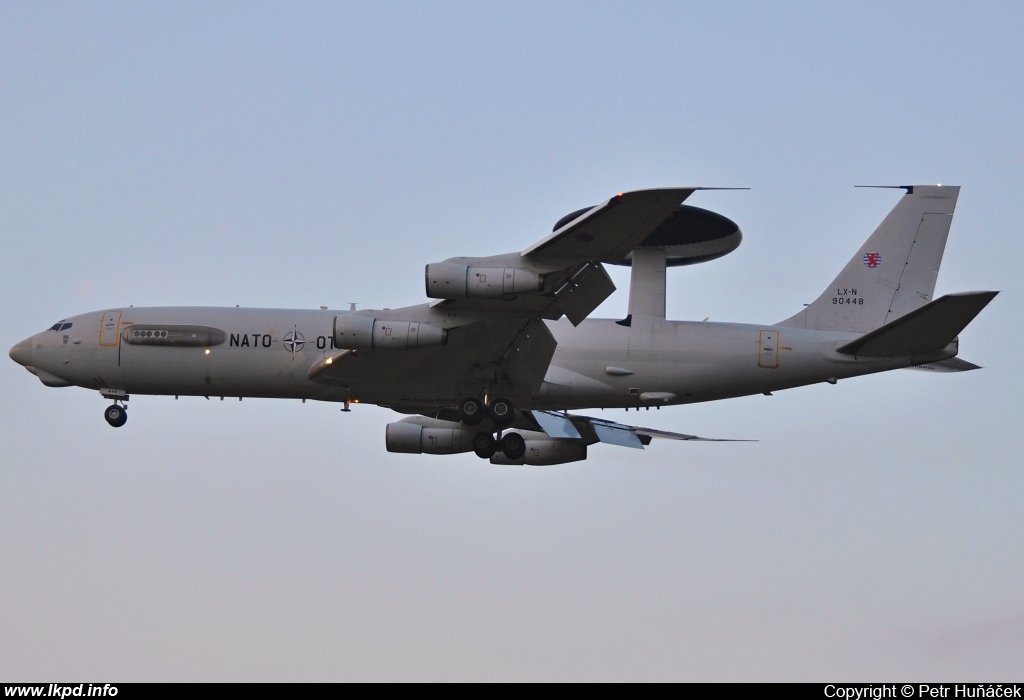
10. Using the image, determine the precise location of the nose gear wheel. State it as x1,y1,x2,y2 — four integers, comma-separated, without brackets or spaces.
104,404,127,428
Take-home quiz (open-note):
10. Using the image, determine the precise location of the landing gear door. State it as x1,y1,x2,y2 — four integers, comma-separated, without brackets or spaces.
100,311,122,347
758,330,779,369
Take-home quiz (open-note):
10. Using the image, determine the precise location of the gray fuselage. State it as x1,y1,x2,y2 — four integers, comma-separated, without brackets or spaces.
14,306,939,411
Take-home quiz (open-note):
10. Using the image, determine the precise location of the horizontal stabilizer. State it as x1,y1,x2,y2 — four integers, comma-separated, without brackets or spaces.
837,291,998,357
905,357,983,372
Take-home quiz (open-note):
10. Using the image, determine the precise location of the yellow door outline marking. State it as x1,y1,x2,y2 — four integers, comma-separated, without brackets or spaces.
99,311,122,347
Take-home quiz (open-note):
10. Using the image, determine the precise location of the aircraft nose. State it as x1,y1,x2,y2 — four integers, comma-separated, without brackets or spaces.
9,337,32,367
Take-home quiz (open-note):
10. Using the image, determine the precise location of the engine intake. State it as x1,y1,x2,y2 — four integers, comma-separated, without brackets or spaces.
334,315,447,351
425,263,543,299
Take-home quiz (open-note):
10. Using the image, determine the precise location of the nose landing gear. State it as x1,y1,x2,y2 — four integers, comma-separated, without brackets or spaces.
104,403,128,428
100,390,129,427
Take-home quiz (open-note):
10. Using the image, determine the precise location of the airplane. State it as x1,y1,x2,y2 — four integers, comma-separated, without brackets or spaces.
9,185,997,465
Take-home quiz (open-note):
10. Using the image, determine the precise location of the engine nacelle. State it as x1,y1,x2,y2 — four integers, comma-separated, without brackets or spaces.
333,315,447,351
385,421,475,455
425,263,543,299
490,439,587,465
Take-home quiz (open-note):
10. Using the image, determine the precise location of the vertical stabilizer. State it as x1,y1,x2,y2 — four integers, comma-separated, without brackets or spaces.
780,186,958,333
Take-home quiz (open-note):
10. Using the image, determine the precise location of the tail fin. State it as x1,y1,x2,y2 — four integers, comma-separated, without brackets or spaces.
780,185,959,332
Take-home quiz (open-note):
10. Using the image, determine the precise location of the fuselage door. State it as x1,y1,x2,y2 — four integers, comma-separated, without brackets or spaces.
758,330,779,369
100,310,122,347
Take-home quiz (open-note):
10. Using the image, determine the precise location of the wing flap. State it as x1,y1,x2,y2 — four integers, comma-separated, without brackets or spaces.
551,262,617,325
531,410,583,439
502,318,559,392
590,421,646,449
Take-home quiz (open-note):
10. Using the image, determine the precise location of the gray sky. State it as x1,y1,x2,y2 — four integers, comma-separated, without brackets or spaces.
1,1,1021,681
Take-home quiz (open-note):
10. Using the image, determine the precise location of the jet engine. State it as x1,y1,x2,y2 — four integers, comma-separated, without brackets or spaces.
425,262,543,299
385,419,476,455
334,315,447,351
489,434,587,465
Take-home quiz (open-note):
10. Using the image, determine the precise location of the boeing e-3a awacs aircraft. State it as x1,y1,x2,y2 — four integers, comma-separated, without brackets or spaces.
9,185,996,464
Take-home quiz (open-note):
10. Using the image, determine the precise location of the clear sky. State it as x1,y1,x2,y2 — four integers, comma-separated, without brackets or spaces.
1,1,1021,681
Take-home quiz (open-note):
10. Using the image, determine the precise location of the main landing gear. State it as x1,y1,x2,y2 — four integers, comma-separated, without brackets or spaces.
104,403,128,428
499,431,526,460
472,431,496,458
461,394,524,460
472,431,526,460
459,396,515,428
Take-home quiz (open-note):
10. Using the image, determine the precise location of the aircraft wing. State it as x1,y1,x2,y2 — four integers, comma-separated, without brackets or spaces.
312,187,715,403
528,410,754,449
430,188,700,326
308,316,558,401
522,188,698,262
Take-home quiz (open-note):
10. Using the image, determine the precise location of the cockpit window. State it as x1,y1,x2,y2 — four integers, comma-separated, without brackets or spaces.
47,321,72,332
